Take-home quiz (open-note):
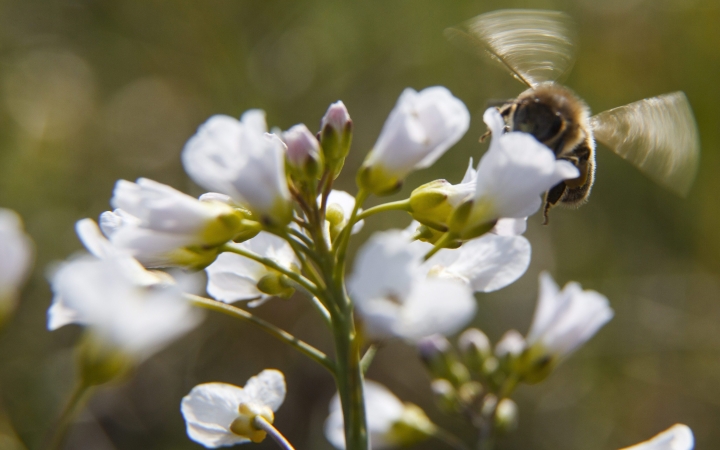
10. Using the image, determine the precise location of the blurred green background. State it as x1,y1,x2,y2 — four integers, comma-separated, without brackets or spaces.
1,0,719,448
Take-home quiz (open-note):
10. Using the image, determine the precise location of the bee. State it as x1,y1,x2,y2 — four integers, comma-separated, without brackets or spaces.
446,10,700,223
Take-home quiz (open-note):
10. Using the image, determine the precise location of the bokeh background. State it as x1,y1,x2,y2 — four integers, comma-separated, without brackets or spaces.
0,0,719,448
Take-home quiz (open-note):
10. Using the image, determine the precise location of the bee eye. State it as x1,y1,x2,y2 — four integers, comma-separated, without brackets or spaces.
513,102,564,143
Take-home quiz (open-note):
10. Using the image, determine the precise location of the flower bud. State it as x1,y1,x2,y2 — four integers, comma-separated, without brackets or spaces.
229,403,274,443
319,101,352,179
410,179,475,232
418,334,453,378
495,329,525,375
417,334,468,385
283,124,324,182
457,381,484,407
256,272,295,299
430,379,458,413
458,328,492,373
494,398,519,435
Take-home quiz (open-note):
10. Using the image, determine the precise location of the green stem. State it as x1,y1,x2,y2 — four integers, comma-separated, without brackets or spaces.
433,427,472,450
44,381,93,450
253,416,295,450
221,243,320,297
355,198,412,222
332,313,368,450
188,295,335,374
333,189,369,281
422,232,456,261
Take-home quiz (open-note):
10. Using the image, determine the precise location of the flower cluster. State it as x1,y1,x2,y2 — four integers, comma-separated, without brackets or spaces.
28,82,696,450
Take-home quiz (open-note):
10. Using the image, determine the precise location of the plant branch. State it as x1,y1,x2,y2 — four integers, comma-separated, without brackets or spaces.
187,295,335,374
355,198,412,221
221,243,320,297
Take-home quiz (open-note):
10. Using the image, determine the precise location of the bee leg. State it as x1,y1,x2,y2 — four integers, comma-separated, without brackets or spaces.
543,182,567,225
479,129,491,142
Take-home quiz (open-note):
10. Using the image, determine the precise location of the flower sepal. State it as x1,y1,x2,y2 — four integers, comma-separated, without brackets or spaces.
356,163,403,197
229,403,275,443
385,403,436,448
76,333,134,387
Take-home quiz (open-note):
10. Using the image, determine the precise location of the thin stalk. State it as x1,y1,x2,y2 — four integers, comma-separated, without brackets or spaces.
433,427,472,450
188,295,335,374
287,227,315,249
332,313,368,450
44,381,93,450
221,243,320,297
253,416,295,450
355,198,412,221
422,232,456,261
360,345,377,375
333,189,369,281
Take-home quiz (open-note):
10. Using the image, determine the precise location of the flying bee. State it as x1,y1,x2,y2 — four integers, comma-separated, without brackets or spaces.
446,10,700,223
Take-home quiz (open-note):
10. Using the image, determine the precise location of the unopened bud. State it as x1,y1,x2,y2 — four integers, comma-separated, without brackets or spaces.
457,381,484,407
458,328,492,373
495,330,525,375
256,273,295,299
283,124,324,181
494,398,519,435
431,379,458,413
319,101,352,178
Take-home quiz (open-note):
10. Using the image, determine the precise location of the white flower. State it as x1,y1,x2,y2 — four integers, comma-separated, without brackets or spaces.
182,110,292,227
458,108,579,236
181,369,286,448
418,232,531,293
0,209,33,316
348,230,475,342
205,232,299,307
620,424,694,450
525,272,613,362
47,219,167,331
49,255,202,362
324,380,434,450
359,87,470,195
322,190,364,235
100,178,243,269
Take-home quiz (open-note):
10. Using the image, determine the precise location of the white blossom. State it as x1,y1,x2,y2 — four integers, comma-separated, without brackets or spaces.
205,232,299,307
0,209,33,315
462,108,579,232
348,230,475,342
100,178,243,268
182,110,292,226
181,369,286,448
417,231,531,293
321,190,364,235
525,272,613,361
324,380,433,449
49,255,202,362
620,424,694,450
47,219,167,331
360,87,469,194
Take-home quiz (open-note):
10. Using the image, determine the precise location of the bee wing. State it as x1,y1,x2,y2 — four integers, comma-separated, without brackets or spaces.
590,92,700,197
445,9,576,88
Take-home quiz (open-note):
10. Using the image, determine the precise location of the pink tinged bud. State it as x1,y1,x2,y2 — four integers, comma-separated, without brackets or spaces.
321,100,351,133
319,101,353,179
283,124,321,168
